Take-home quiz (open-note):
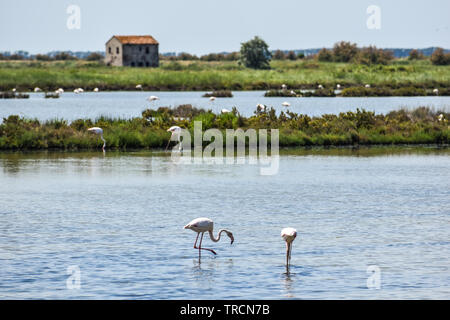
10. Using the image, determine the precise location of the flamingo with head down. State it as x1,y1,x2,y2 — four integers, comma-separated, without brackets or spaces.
184,217,234,258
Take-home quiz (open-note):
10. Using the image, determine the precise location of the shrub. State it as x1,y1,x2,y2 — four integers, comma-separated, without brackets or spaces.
273,50,286,60
408,49,424,60
431,48,450,65
354,46,394,65
86,52,104,61
332,41,358,62
317,48,333,62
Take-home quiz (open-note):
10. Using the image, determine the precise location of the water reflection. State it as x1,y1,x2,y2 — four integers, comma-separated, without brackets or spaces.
282,272,296,298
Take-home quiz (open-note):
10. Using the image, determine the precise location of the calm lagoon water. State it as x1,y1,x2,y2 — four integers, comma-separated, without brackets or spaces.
0,91,449,122
0,147,449,299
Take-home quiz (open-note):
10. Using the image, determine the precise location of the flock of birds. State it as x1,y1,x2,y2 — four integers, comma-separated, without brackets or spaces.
184,217,298,269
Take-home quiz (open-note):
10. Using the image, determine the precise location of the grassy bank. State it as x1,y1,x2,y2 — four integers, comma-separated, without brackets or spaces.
0,106,448,151
1,59,449,92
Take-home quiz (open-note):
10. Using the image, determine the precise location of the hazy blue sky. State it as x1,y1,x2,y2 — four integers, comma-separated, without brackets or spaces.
1,0,449,54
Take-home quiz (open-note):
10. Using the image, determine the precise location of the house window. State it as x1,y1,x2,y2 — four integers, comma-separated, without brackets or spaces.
116,47,119,54
108,47,111,54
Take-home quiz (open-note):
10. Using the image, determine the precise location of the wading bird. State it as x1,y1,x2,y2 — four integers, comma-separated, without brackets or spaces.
147,95,159,106
184,217,234,258
166,126,182,151
281,227,297,270
87,127,106,151
257,103,265,112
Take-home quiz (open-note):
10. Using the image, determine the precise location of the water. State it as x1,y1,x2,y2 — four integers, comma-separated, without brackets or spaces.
1,91,449,122
0,147,449,299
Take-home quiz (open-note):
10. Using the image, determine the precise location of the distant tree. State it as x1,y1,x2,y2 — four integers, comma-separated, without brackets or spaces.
408,49,424,60
239,36,271,69
286,51,297,60
431,47,450,65
332,41,358,62
273,50,286,60
35,54,53,61
9,53,24,60
317,48,333,62
355,46,394,65
86,52,104,61
224,52,240,61
54,52,77,60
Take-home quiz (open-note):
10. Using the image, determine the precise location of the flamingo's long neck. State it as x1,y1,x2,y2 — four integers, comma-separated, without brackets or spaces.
208,229,228,243
100,134,106,149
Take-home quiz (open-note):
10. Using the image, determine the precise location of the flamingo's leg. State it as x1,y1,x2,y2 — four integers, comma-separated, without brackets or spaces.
193,232,199,249
194,232,217,255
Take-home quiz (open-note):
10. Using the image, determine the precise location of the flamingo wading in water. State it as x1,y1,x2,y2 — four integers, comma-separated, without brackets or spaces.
281,227,297,270
87,127,106,151
166,126,182,151
184,217,234,257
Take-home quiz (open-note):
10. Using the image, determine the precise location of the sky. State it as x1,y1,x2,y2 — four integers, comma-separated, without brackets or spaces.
0,0,449,54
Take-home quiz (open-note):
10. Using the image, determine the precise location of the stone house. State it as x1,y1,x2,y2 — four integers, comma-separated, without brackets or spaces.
105,35,159,67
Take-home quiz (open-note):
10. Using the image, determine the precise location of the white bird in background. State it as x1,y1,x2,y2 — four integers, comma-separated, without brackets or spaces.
87,127,106,152
34,87,41,92
184,217,234,258
147,95,159,103
281,227,297,270
282,101,291,107
136,84,143,90
257,103,266,112
365,84,371,88
221,108,231,114
93,88,99,92
166,125,182,151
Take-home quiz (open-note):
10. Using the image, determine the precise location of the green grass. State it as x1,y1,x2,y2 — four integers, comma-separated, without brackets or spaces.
0,106,448,151
1,59,449,91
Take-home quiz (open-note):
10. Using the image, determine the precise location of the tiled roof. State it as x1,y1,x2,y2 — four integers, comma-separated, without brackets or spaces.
113,35,159,45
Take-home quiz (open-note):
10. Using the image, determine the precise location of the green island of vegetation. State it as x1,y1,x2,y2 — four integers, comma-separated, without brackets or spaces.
0,106,448,151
